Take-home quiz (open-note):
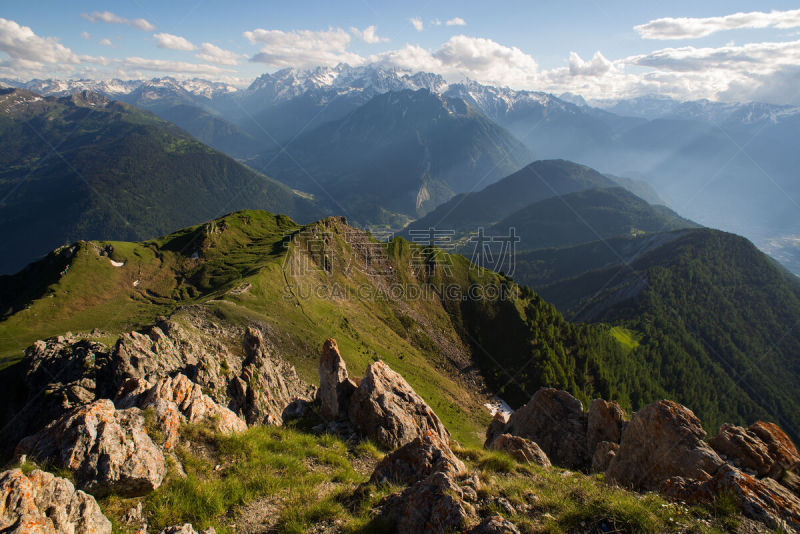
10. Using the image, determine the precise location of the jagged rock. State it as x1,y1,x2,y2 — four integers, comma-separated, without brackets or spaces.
3,336,114,453
487,434,551,467
347,360,450,450
502,388,588,470
113,320,311,427
710,423,775,478
485,412,509,448
370,432,465,485
158,525,216,534
382,471,471,533
590,441,620,474
15,399,166,497
0,468,111,534
748,422,800,477
317,338,357,420
660,464,800,531
606,400,724,491
587,399,625,455
116,373,246,449
469,515,521,534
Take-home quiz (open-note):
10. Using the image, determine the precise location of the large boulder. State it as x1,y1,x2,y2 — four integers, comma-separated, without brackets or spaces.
370,432,465,486
487,434,551,467
317,338,357,420
116,373,247,450
0,468,111,534
660,464,800,532
382,471,471,534
15,399,166,497
347,360,450,450
606,400,725,490
502,388,588,470
587,399,625,455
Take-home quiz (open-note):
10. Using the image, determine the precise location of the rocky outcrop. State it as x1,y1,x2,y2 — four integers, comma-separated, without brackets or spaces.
116,373,246,449
710,423,776,477
500,388,588,470
605,400,724,491
660,464,800,532
347,360,451,450
113,321,311,426
370,432,465,486
469,515,521,534
487,434,551,467
317,338,356,420
749,422,800,477
0,468,111,534
587,399,625,456
590,441,619,474
485,413,509,449
3,336,114,452
382,471,472,534
15,400,166,497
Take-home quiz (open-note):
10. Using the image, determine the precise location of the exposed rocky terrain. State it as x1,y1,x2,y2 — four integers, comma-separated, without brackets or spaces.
1,313,798,533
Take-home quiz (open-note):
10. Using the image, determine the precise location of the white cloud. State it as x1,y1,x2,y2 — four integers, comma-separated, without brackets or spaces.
81,31,91,40
568,51,613,76
431,19,442,27
371,35,539,88
445,17,466,27
410,18,424,32
195,43,243,65
0,18,79,64
122,57,234,75
635,9,800,40
350,25,388,44
82,11,155,32
244,27,363,67
99,38,113,47
153,32,196,51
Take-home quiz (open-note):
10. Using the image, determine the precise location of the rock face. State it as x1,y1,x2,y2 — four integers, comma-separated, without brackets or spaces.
606,400,724,491
0,468,111,534
15,400,166,497
710,423,776,477
485,413,509,449
382,471,471,534
501,388,588,470
749,422,800,477
370,432,465,486
113,321,311,426
660,464,800,531
586,399,625,456
347,360,451,450
116,373,246,450
317,339,357,420
487,434,551,467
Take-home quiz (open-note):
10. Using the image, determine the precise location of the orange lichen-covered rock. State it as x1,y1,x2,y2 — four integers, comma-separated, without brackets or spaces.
370,431,465,486
0,468,111,533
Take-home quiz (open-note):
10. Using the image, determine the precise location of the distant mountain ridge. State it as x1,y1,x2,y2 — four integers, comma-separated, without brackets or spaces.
0,87,321,274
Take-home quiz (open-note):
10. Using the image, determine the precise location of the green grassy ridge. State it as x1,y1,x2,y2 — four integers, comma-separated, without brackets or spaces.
0,88,322,274
0,209,652,447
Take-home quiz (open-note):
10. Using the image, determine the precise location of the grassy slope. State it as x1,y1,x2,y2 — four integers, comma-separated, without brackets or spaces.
82,420,740,534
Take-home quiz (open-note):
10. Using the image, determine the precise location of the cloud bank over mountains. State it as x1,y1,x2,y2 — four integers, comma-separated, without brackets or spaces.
3,8,800,105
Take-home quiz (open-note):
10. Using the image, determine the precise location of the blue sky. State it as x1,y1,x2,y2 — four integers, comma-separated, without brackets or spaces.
3,1,800,103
